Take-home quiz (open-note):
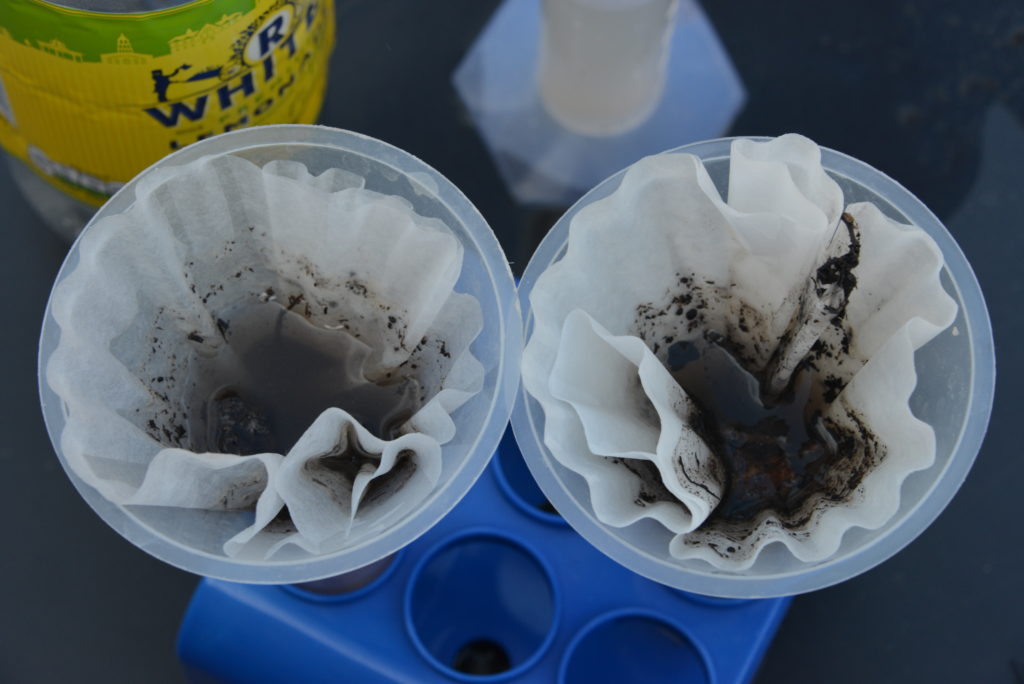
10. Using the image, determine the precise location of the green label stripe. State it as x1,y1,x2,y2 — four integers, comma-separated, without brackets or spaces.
0,0,259,62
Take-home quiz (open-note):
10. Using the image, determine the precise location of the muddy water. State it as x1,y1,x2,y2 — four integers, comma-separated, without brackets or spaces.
668,340,846,525
188,301,421,455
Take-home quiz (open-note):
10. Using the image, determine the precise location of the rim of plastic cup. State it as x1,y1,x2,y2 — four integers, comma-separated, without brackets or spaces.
37,124,522,583
511,137,995,598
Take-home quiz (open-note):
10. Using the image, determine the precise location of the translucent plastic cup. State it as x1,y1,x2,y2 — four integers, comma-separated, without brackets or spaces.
38,125,522,583
511,137,995,598
538,0,680,136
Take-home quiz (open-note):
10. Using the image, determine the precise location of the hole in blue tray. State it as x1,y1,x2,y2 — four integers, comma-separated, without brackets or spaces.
283,553,401,603
453,639,512,675
494,427,566,525
559,610,712,684
405,530,559,681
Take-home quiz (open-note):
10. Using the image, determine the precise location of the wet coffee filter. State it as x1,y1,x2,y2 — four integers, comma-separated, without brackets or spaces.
521,135,958,570
46,153,484,561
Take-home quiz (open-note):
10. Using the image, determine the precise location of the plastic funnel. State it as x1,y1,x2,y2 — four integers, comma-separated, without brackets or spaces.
511,137,995,597
38,125,521,583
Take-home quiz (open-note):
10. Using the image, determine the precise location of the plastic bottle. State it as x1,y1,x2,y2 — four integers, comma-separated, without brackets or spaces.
0,0,335,239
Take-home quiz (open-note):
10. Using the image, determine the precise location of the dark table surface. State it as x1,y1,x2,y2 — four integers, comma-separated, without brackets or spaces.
3,1,1023,682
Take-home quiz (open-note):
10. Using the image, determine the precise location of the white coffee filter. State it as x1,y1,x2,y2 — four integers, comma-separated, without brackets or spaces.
47,154,484,560
521,135,957,570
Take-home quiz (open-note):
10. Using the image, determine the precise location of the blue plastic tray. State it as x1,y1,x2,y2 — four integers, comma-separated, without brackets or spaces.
178,430,790,683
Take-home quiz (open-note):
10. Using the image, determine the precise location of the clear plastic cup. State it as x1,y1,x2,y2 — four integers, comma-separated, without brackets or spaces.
511,137,995,598
38,124,522,583
538,0,680,136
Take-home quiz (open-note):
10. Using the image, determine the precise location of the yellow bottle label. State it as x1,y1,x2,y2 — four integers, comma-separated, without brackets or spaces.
0,0,335,206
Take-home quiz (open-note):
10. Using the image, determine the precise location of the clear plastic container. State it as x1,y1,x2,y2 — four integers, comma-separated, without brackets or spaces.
538,0,680,136
5,1,195,239
6,156,94,241
38,124,522,583
3,0,331,240
511,137,995,598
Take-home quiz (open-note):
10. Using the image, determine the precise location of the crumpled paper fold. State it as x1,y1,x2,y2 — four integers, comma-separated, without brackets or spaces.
522,135,957,569
48,155,483,559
